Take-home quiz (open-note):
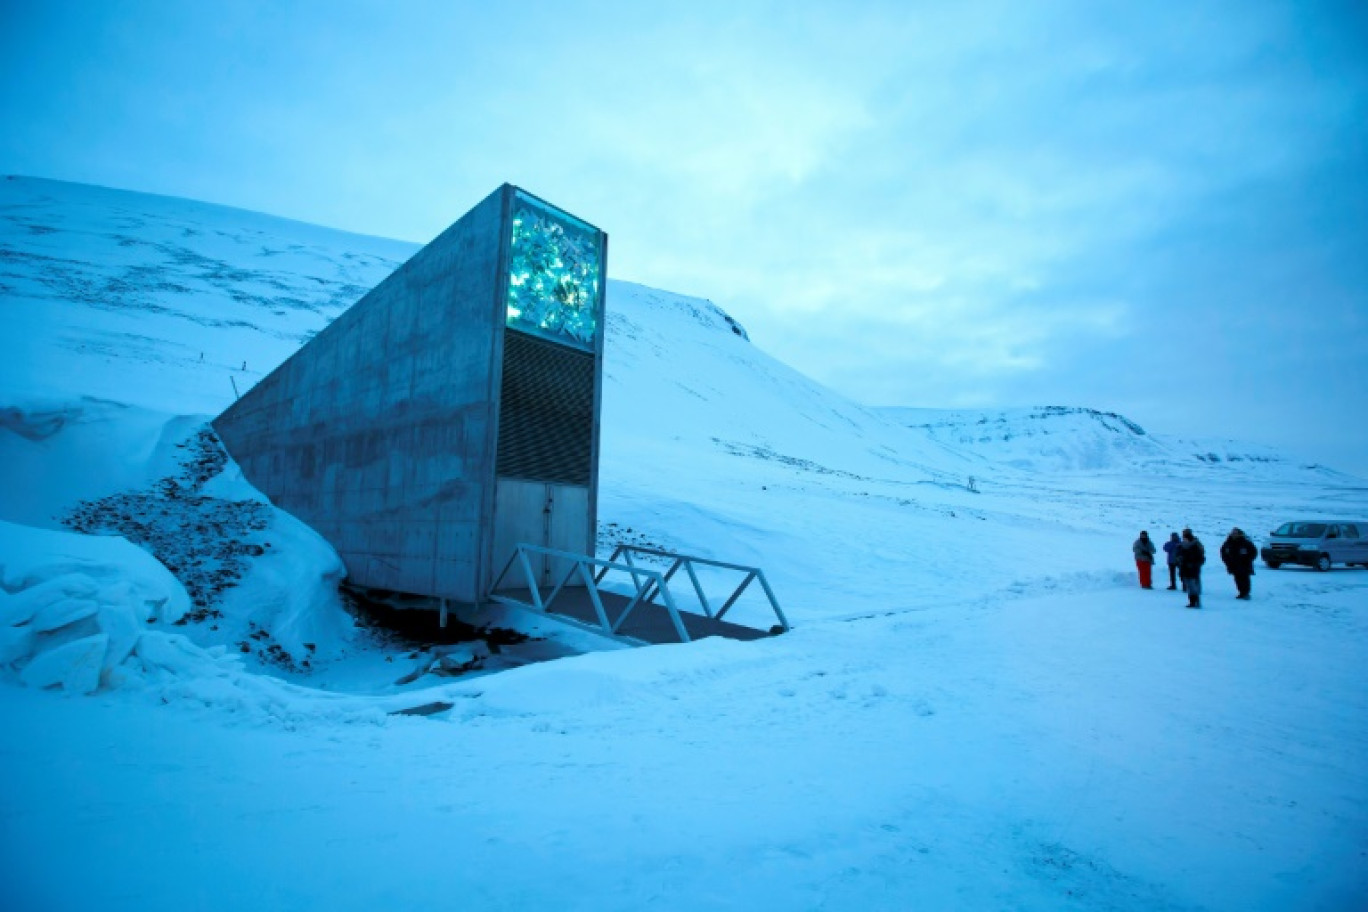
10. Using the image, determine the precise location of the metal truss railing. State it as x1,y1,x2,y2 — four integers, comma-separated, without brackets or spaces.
488,543,791,644
489,543,694,642
596,544,790,633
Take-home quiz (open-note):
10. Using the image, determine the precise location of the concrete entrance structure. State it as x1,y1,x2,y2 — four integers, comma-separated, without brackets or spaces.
213,184,607,605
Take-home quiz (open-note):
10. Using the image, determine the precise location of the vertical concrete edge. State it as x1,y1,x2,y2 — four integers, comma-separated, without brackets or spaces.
478,183,516,600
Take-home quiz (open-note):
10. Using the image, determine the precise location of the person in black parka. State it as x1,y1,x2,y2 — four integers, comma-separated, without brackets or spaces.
1220,527,1258,600
1178,528,1206,608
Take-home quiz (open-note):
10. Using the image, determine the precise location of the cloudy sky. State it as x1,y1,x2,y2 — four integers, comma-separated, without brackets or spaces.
2,0,1366,472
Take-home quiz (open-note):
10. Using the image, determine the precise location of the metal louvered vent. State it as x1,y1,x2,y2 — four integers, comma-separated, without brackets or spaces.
496,330,595,484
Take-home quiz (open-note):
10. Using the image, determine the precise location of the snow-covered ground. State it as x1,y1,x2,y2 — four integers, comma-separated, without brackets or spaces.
2,176,1366,910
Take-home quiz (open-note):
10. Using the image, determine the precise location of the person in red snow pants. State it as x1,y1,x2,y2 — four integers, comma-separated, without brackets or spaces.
1132,531,1157,589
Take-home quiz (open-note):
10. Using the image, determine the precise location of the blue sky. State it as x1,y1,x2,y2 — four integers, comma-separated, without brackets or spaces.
2,0,1366,473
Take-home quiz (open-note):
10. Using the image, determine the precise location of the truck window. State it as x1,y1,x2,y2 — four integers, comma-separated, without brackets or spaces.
1343,525,1360,539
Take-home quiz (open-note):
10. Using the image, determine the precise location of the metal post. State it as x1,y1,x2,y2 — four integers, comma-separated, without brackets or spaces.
683,559,713,617
543,561,581,613
716,570,756,621
578,563,613,632
490,550,518,591
657,581,691,643
594,545,626,584
755,570,790,631
518,548,545,611
612,569,666,634
621,550,651,596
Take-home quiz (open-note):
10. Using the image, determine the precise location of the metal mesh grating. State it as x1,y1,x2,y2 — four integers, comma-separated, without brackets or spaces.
496,330,595,485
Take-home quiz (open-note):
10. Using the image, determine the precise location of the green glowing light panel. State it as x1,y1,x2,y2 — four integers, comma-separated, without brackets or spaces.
505,190,605,350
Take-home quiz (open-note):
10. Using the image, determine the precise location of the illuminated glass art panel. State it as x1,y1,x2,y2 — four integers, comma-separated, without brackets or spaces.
505,191,604,350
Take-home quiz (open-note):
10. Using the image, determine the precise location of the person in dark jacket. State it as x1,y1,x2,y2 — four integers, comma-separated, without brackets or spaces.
1220,528,1258,600
1162,532,1182,590
1178,528,1205,608
1132,531,1157,589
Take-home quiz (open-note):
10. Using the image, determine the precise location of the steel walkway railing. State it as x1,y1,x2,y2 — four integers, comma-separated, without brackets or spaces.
488,543,790,644
597,544,789,632
490,544,693,642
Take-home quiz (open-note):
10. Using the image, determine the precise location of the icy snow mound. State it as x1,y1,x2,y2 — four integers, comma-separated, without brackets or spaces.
0,520,209,694
0,521,417,722
0,397,357,668
206,486,356,664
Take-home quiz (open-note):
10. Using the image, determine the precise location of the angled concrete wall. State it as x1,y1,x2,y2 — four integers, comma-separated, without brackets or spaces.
214,185,511,602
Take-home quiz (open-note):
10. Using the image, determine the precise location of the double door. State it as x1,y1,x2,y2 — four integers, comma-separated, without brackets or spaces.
490,478,591,590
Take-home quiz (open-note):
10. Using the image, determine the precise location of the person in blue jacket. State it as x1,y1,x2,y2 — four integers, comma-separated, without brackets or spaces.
1162,532,1182,590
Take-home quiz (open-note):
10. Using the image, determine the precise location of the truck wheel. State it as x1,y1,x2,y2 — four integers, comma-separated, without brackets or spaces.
1315,553,1332,572
1265,560,1281,569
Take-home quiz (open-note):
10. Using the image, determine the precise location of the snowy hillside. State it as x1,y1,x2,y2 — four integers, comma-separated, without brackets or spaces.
0,175,415,412
881,405,1353,479
2,176,1367,911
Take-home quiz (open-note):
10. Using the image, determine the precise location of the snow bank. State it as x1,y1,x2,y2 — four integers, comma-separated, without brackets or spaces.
0,519,399,724
0,520,203,693
212,505,354,661
0,396,358,669
0,398,172,527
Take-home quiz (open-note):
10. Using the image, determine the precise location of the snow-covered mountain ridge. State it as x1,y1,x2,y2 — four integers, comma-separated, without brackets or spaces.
879,405,1349,478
